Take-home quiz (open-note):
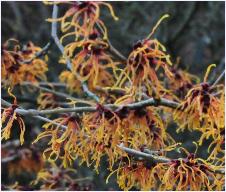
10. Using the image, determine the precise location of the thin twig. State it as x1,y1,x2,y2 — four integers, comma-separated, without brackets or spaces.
51,4,100,102
108,40,127,61
31,81,66,87
211,69,225,87
118,143,170,163
22,42,52,64
22,82,77,101
96,22,127,61
1,155,19,163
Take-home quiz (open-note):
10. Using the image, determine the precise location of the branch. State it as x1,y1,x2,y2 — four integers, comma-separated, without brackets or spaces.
1,140,20,149
211,69,225,87
30,81,66,87
1,97,179,117
118,143,225,174
118,143,170,163
1,155,19,164
51,4,100,102
22,42,52,64
22,82,78,101
108,40,127,61
96,22,127,61
1,99,67,130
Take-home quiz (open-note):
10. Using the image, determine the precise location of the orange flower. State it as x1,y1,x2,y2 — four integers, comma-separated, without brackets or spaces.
33,115,82,168
1,39,24,87
80,104,122,172
32,162,79,190
7,148,43,177
1,88,25,145
114,15,173,102
37,92,60,110
1,40,48,88
47,1,118,40
62,37,117,88
174,65,224,140
152,149,223,191
107,159,157,191
119,107,174,151
168,66,199,99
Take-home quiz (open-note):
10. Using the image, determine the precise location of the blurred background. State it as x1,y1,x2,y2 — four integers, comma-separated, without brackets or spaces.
1,1,225,190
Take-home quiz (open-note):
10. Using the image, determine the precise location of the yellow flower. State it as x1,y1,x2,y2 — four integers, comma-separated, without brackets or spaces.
1,40,48,88
174,65,224,140
119,107,174,151
80,104,122,172
152,148,223,190
37,92,59,110
1,88,25,145
33,115,82,168
47,1,118,40
114,15,173,102
59,70,82,94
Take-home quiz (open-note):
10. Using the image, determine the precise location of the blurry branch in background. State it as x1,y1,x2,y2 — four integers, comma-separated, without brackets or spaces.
96,22,127,61
168,2,196,44
21,82,79,101
2,155,19,164
22,41,52,64
2,140,20,149
50,4,100,102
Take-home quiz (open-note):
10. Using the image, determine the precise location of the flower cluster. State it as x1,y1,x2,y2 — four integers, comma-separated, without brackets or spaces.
1,89,25,145
2,2,224,191
37,92,60,110
46,1,119,91
7,147,43,177
32,162,92,190
168,65,199,99
174,65,224,143
110,159,157,191
1,39,48,88
114,15,174,102
152,150,224,191
33,115,82,168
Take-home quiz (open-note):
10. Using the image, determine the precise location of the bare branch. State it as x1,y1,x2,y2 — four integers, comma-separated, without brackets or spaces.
22,42,52,64
107,40,127,61
118,143,170,163
96,22,127,61
50,4,100,102
22,82,78,101
211,69,225,87
1,155,18,164
30,81,66,87
1,97,179,117
118,143,225,174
